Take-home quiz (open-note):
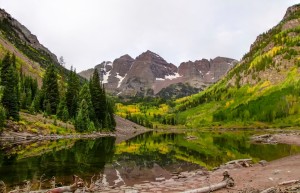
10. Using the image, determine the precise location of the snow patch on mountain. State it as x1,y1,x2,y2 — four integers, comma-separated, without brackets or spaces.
165,73,182,80
116,73,126,88
102,71,111,84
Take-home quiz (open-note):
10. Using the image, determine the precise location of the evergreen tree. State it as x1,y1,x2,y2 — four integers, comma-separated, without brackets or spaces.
0,53,19,120
106,98,116,130
41,64,59,114
89,69,105,129
0,105,6,130
66,67,80,118
78,83,95,123
57,95,69,121
89,69,115,131
75,99,90,132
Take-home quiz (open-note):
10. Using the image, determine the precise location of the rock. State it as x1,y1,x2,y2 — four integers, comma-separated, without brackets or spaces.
259,160,268,166
155,177,165,181
273,170,280,175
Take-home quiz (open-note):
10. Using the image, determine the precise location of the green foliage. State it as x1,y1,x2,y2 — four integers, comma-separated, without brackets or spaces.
0,53,20,120
41,64,59,114
20,75,38,110
78,83,95,122
75,99,91,133
0,105,6,130
66,67,80,118
57,95,69,121
89,69,115,131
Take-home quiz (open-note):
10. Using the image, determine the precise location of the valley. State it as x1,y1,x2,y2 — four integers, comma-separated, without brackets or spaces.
0,2,299,193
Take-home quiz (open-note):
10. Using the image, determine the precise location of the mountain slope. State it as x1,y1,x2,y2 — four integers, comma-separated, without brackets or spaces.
79,50,237,98
174,3,300,128
0,8,72,85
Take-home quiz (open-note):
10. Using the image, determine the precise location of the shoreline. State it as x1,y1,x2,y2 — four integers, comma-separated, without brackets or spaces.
1,129,300,192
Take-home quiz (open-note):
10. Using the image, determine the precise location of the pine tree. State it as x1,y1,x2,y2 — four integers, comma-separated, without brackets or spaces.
66,67,80,118
107,98,116,130
0,53,19,120
41,64,59,114
89,69,115,131
75,99,90,132
0,105,6,130
78,83,95,123
57,95,69,121
89,69,105,129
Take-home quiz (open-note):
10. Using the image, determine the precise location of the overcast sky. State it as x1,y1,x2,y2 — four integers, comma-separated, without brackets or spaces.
0,1,298,71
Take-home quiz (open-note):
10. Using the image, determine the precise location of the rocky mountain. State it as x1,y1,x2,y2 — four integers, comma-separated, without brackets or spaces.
79,50,237,98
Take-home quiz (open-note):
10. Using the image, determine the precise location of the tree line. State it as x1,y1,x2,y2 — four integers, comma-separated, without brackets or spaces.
0,53,115,132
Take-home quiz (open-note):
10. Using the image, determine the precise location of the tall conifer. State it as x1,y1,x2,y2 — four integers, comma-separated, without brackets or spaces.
66,67,80,118
0,53,19,120
41,64,59,114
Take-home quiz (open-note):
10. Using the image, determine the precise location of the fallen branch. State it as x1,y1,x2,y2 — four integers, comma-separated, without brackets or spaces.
225,158,252,165
260,187,276,193
182,171,234,193
46,175,84,193
279,179,300,186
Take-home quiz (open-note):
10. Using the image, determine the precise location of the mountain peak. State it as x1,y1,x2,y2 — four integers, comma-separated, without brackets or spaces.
119,54,133,60
136,50,166,62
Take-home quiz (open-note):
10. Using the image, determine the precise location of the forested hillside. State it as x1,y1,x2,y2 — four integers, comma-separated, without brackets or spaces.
0,9,115,133
173,3,300,128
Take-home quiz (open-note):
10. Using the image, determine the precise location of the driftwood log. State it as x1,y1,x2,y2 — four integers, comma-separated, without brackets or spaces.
260,187,276,193
183,171,234,193
225,158,252,165
46,176,84,193
0,181,5,193
279,179,300,186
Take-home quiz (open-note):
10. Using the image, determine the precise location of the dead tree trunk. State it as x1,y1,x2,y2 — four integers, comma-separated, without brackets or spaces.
183,171,234,193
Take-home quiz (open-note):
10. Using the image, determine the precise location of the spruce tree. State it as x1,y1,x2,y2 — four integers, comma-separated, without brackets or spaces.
57,95,69,121
66,67,80,118
41,64,59,114
0,105,6,130
89,69,115,131
78,83,95,123
75,99,90,132
89,69,105,129
0,53,19,120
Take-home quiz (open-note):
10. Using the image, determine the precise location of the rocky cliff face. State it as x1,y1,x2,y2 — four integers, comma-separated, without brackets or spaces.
79,50,237,98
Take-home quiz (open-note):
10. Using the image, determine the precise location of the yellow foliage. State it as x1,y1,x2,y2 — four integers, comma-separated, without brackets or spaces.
158,145,169,154
159,104,169,112
247,86,256,94
266,46,283,57
249,46,282,69
225,100,234,108
260,80,271,89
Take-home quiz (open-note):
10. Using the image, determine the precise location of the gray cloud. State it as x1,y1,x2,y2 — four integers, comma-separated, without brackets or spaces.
0,0,298,71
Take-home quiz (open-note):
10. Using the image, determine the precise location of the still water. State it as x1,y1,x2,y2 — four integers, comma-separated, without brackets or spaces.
1,130,300,189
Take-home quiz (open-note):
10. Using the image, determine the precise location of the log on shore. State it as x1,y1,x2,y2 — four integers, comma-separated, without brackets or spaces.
279,179,300,186
225,158,252,165
183,171,234,193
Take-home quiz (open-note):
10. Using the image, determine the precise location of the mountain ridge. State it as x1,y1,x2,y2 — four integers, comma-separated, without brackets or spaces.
79,50,237,98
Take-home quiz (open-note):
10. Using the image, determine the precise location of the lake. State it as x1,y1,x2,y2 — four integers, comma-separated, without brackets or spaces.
1,130,300,190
